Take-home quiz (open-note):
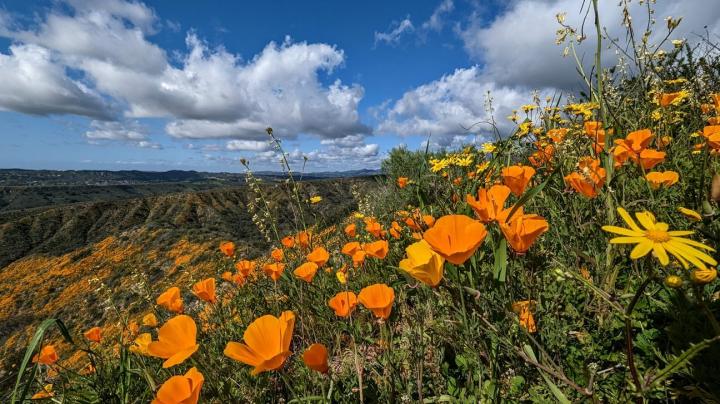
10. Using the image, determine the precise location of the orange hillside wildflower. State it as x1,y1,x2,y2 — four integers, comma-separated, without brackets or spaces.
499,210,549,253
147,315,199,368
129,333,152,356
344,223,357,238
612,129,654,167
152,367,203,404
143,313,158,327
31,384,54,400
219,241,235,257
307,247,330,267
423,215,487,265
84,327,102,343
658,91,685,107
342,241,362,256
501,165,535,196
704,125,720,150
583,121,609,153
281,236,295,248
397,177,409,188
271,248,284,262
645,171,679,189
358,283,395,320
398,240,445,287
564,157,606,198
263,262,285,281
224,311,295,375
296,231,311,249
466,184,512,223
157,286,183,313
547,128,568,143
303,343,329,374
192,278,217,304
364,240,389,259
365,219,383,238
352,250,367,267
512,301,537,333
328,291,358,317
293,262,319,283
33,345,59,365
235,260,256,277
638,149,666,170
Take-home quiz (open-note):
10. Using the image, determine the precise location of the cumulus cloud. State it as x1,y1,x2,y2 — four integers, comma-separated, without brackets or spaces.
378,0,720,140
377,66,537,139
374,18,415,46
226,140,272,152
0,44,113,119
0,0,370,144
460,0,720,90
85,120,162,148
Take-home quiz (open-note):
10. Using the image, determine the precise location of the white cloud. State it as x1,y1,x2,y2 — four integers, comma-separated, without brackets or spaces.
377,66,536,139
85,120,146,141
460,0,720,90
0,1,370,143
226,140,272,152
374,18,415,46
422,0,454,32
0,44,112,119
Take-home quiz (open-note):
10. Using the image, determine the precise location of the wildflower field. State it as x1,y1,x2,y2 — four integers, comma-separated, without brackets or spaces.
6,1,720,403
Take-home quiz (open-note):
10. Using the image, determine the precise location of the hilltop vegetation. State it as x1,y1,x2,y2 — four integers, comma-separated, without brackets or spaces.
4,2,720,403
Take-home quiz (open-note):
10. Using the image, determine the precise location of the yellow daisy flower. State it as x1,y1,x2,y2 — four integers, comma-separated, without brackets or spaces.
602,207,717,270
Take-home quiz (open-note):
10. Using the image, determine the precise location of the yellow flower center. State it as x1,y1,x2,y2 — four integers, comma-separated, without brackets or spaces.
645,230,670,242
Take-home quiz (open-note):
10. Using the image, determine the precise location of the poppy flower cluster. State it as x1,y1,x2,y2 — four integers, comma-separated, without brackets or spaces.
611,129,666,170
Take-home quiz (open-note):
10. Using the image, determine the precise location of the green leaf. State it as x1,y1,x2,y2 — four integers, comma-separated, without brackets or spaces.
522,344,571,404
493,237,508,282
504,172,554,223
645,335,720,390
11,318,74,404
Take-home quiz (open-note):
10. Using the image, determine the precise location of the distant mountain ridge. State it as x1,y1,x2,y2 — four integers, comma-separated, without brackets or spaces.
0,168,382,186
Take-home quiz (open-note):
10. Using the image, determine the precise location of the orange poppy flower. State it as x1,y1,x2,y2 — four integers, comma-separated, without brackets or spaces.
637,149,666,170
564,157,606,198
129,333,152,356
704,125,720,150
192,278,217,304
344,223,357,237
422,215,487,265
302,343,329,374
128,320,140,336
152,367,204,404
547,128,568,143
364,240,389,259
33,345,59,365
263,262,285,281
307,247,330,267
219,241,235,257
351,250,366,267
235,260,256,277
143,313,158,327
499,212,549,253
389,228,401,239
157,286,183,313
501,165,535,196
296,231,311,249
293,262,319,283
221,271,233,282
658,91,684,107
466,184,511,223
612,129,654,166
397,177,409,188
358,283,395,320
512,301,537,333
398,239,445,287
583,121,609,153
529,143,555,168
341,241,362,257
645,171,679,189
147,315,199,368
84,327,102,343
224,311,295,375
271,248,284,262
281,236,295,248
328,291,358,317
231,273,246,286
365,220,383,238
31,384,54,400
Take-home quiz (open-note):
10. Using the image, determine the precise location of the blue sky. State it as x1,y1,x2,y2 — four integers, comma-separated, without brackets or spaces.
1,0,718,172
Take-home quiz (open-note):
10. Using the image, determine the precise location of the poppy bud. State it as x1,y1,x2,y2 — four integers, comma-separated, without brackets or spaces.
664,275,683,288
